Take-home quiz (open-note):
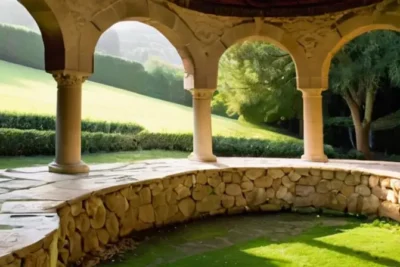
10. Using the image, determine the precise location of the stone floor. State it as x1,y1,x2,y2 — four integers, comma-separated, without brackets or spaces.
1,157,400,261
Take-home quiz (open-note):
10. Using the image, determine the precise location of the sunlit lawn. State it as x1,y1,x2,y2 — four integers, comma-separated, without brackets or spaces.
0,150,188,169
104,218,400,267
0,60,298,142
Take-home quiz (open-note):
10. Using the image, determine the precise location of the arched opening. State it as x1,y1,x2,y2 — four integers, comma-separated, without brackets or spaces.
324,29,400,160
214,39,303,139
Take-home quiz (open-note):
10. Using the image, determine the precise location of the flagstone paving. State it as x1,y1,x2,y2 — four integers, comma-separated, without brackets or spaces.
0,157,400,264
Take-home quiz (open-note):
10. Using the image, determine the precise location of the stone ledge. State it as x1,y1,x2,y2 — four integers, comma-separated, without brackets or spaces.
1,158,400,266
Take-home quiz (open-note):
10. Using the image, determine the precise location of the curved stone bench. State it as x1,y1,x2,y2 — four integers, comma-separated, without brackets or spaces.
1,158,400,266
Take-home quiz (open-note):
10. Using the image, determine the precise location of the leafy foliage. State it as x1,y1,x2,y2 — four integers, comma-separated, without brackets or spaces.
216,41,301,124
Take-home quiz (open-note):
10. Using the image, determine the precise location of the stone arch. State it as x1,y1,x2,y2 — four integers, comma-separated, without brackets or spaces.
18,0,66,72
211,21,308,89
317,13,400,85
77,0,202,87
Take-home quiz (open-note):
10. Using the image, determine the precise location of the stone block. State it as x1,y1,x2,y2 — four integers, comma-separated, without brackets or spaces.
178,198,196,217
355,185,371,197
268,169,285,179
245,169,265,180
295,185,315,197
226,184,242,196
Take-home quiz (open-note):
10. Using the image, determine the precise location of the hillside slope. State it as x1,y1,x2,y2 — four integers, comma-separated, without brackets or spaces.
0,60,298,142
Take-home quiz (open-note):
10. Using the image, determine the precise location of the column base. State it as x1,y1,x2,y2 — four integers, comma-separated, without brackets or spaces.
188,152,217,163
48,161,90,174
301,154,328,163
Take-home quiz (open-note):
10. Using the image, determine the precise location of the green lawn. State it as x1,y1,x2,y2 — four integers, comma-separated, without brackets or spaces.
0,150,187,169
0,60,297,142
102,215,400,267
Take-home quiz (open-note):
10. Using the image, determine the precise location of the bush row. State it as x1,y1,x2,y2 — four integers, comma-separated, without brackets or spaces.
0,128,360,159
0,112,144,135
0,128,139,156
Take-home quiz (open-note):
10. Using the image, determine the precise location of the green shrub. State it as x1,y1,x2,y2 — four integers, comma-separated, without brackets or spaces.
0,112,144,134
0,128,138,156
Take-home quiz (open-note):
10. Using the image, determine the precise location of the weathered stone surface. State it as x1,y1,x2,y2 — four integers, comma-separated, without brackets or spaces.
316,180,331,193
245,169,264,180
222,172,232,183
139,187,152,205
215,182,226,195
197,173,207,185
241,181,254,192
265,188,275,199
308,176,322,186
245,188,266,206
105,212,119,241
120,186,137,200
120,206,138,236
155,205,169,224
328,193,347,211
293,196,312,207
153,192,167,208
178,198,195,217
208,175,222,188
70,202,83,217
196,195,221,212
310,169,321,176
139,204,155,223
311,193,329,208
295,185,315,197
340,184,355,198
165,188,178,204
362,194,380,214
330,180,343,191
150,182,164,196
192,185,212,200
96,229,109,245
282,192,294,204
282,176,294,189
171,176,184,188
69,231,83,262
322,170,334,180
254,176,273,188
272,178,282,191
347,193,362,214
369,176,380,188
75,213,90,233
288,171,301,182
361,176,369,186
345,174,361,186
260,203,281,211
232,172,242,184
379,201,400,221
268,169,285,179
83,228,100,253
387,190,398,204
175,185,191,200
380,178,391,188
221,194,235,208
225,184,242,196
276,186,287,199
335,171,347,181
355,185,371,196
105,192,129,218
296,169,310,176
372,186,387,200
235,195,247,207
298,177,309,185
183,175,193,188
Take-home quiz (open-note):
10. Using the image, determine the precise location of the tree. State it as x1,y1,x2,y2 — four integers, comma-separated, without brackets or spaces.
329,30,400,159
216,41,301,126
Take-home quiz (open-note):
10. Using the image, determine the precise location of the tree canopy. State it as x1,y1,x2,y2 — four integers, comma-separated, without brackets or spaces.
215,41,301,124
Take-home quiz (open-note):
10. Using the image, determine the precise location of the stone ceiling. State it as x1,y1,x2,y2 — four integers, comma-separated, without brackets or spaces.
166,0,384,17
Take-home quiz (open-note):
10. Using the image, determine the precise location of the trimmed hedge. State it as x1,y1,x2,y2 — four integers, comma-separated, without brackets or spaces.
0,128,138,156
0,112,144,135
136,132,337,159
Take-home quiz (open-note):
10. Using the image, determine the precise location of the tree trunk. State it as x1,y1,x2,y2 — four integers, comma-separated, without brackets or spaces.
345,95,372,159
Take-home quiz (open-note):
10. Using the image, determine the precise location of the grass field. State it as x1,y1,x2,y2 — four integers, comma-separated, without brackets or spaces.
0,60,297,142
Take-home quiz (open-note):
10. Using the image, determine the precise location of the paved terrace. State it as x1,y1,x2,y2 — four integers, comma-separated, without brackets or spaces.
1,158,400,265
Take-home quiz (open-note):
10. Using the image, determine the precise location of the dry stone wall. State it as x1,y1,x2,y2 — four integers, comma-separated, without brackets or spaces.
56,167,400,266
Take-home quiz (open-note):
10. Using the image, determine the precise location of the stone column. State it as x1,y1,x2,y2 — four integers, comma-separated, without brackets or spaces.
300,88,328,162
188,88,217,162
48,73,90,174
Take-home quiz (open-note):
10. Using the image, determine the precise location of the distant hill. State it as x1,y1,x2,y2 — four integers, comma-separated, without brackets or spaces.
0,0,182,66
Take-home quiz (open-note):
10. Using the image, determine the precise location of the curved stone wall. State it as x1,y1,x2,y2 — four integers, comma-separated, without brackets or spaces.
1,159,400,266
56,166,400,266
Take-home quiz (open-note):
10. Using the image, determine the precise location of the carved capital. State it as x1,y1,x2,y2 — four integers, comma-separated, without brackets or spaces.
190,88,216,100
299,88,325,97
53,74,87,87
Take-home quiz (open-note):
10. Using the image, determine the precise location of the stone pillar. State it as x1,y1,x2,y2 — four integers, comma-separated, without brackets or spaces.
188,88,217,162
300,88,328,162
48,73,89,174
